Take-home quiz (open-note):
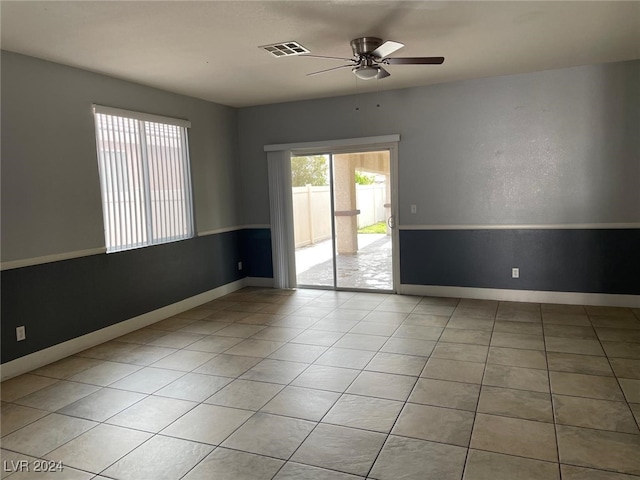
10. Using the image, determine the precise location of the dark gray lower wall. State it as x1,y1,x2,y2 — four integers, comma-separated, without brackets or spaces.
400,229,640,295
242,229,273,279
1,231,249,364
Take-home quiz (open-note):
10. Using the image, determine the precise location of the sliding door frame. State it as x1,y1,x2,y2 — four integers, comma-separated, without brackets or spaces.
265,135,400,293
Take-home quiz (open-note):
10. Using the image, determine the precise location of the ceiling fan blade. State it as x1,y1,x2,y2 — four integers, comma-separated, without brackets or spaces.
306,64,354,76
372,40,404,59
300,54,355,62
385,57,445,65
376,66,391,79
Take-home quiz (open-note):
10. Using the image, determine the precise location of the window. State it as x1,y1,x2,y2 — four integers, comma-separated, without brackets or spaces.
92,105,194,252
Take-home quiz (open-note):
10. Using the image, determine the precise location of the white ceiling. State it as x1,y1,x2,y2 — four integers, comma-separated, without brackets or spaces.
1,1,639,108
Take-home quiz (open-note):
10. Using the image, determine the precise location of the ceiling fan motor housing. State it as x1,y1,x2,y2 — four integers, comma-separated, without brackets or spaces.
350,37,384,57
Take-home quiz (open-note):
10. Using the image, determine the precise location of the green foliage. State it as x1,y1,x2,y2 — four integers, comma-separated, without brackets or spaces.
355,171,375,185
358,221,387,234
291,156,329,187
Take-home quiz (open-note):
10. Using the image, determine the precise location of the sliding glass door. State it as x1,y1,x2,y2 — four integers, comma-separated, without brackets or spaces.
291,149,395,291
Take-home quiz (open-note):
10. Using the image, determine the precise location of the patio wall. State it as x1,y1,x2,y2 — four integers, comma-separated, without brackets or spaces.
293,184,386,247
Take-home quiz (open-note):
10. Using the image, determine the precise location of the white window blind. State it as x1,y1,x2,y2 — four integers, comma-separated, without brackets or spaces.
92,105,194,252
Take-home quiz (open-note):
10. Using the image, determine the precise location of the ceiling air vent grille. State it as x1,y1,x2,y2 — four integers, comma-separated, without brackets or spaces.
261,41,310,57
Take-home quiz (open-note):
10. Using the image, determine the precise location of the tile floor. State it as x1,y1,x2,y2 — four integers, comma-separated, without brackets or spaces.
1,288,639,479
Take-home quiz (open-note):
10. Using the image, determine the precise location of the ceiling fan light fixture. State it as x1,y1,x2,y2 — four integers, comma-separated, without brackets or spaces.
353,65,380,80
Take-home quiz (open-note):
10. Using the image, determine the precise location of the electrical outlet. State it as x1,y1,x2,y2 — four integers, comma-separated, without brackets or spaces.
238,261,243,271
411,204,417,214
16,326,26,341
512,268,520,279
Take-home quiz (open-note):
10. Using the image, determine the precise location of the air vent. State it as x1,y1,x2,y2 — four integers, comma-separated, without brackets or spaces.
260,41,310,57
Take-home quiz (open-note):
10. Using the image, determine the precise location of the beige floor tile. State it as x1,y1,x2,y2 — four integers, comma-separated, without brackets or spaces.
273,462,362,479
402,315,449,328
240,359,308,384
57,387,145,422
483,364,550,393
290,330,344,347
602,341,640,359
333,333,388,352
251,327,306,342
439,328,492,345
542,312,590,326
561,464,640,480
116,327,170,345
108,367,185,394
364,352,427,376
545,337,605,356
76,341,138,361
409,378,480,411
161,403,253,445
470,413,557,462
222,412,315,459
631,403,640,424
147,332,204,348
431,343,488,362
422,358,485,384
380,337,436,356
114,345,177,366
543,324,596,339
31,357,104,380
370,435,467,480
0,403,48,436
193,354,261,377
322,394,403,433
184,335,244,353
268,343,327,363
446,317,494,331
541,304,585,314
346,371,416,401
178,320,231,334
493,321,543,336
610,358,640,379
477,386,553,422
412,304,456,316
291,365,360,392
102,434,212,480
487,346,547,369
556,425,640,475
490,332,544,351
315,347,376,369
392,403,474,447
0,450,37,480
149,349,215,371
349,321,398,336
1,413,96,457
13,380,100,411
106,395,197,432
151,317,198,331
154,372,231,402
224,338,285,357
1,375,59,402
546,352,613,376
393,325,444,341
553,394,638,433
362,310,410,324
45,423,151,472
463,449,559,480
291,423,386,476
261,386,339,421
311,319,360,333
183,447,284,480
66,361,142,386
205,379,284,410
549,371,625,401
596,327,640,343
619,378,640,402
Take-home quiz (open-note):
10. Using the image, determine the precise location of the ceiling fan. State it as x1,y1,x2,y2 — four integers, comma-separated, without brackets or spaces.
304,37,444,80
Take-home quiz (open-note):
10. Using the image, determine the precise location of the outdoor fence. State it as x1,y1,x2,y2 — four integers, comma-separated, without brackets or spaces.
292,184,387,248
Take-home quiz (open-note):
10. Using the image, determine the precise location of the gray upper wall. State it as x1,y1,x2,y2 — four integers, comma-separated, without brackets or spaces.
237,60,640,227
1,51,241,263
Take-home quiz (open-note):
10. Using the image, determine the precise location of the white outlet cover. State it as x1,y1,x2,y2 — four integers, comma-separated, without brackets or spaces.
512,268,520,279
16,326,26,341
411,205,417,214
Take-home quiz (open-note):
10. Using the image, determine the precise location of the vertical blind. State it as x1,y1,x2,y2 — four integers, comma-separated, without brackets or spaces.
92,106,194,252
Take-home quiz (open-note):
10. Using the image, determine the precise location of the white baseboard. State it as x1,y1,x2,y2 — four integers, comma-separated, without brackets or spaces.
399,284,640,308
245,277,274,288
0,279,247,381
